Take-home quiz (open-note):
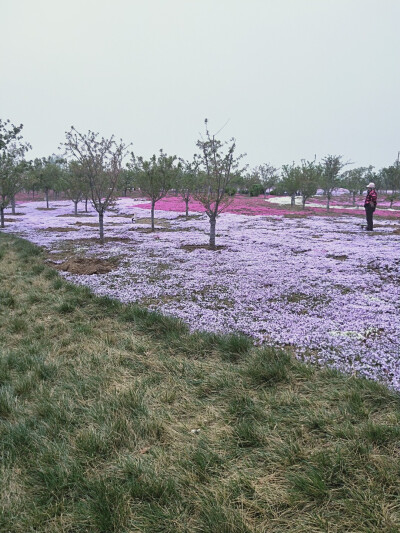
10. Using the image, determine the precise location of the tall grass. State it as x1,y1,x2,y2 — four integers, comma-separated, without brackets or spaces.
1,233,399,532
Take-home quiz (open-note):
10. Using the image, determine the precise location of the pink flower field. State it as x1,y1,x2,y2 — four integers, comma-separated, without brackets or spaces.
3,196,400,390
134,193,400,219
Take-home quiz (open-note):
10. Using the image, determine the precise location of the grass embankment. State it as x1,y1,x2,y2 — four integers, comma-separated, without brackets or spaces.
0,234,399,533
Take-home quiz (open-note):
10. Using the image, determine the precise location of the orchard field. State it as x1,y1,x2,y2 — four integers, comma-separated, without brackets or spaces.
3,192,400,390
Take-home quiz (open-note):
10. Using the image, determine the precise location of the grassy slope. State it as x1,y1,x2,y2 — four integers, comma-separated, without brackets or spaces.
0,233,399,533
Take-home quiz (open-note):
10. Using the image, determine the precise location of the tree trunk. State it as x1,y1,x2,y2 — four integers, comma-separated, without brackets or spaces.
185,198,189,218
0,206,4,228
85,198,88,212
209,215,216,249
11,196,16,214
302,196,306,209
352,192,356,207
32,187,35,198
326,193,331,210
99,211,104,243
290,193,296,207
151,200,155,231
74,200,78,215
45,189,49,209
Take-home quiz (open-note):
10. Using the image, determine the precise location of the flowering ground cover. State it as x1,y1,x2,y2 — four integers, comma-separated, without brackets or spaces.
134,193,400,218
3,197,400,389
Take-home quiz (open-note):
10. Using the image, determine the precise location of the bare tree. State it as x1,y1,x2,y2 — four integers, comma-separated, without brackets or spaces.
62,127,130,243
193,119,246,249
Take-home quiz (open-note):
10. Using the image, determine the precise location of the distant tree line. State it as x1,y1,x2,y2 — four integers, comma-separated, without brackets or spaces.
1,117,400,246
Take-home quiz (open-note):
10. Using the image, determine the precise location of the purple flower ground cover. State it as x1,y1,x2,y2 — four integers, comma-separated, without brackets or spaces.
4,198,400,390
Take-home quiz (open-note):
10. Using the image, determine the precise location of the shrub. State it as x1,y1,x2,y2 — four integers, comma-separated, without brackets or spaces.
224,187,236,197
249,183,265,197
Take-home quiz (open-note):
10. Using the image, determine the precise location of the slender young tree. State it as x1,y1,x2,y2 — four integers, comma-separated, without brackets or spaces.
0,153,26,227
320,155,347,210
297,160,321,208
380,163,400,194
177,160,199,218
279,163,301,207
31,156,64,208
342,167,368,206
0,120,31,227
193,119,246,249
254,163,280,196
63,161,89,215
129,150,179,231
118,168,136,196
62,127,130,243
242,169,262,195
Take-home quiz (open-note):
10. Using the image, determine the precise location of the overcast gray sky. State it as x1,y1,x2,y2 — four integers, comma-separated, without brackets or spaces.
1,0,399,170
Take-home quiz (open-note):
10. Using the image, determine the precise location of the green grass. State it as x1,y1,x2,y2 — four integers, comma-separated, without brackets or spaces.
0,233,400,532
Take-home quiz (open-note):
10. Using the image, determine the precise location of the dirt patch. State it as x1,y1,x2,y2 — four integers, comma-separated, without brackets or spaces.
40,227,80,232
327,254,348,261
36,207,57,211
292,249,310,255
74,222,100,227
73,220,132,227
62,237,133,245
53,257,118,275
129,227,176,234
180,244,227,252
176,214,204,220
57,213,95,218
135,217,171,228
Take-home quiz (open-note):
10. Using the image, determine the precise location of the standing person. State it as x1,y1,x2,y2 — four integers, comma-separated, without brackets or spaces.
364,182,377,231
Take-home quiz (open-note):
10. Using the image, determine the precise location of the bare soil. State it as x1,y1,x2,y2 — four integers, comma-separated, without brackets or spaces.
135,217,171,228
61,237,133,246
40,227,80,232
53,257,119,275
57,213,95,218
74,222,100,227
180,244,227,252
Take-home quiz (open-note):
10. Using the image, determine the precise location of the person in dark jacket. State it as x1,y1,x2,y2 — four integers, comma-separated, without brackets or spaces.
364,182,377,231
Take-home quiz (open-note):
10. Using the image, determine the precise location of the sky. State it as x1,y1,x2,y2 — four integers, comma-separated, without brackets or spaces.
1,0,400,171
